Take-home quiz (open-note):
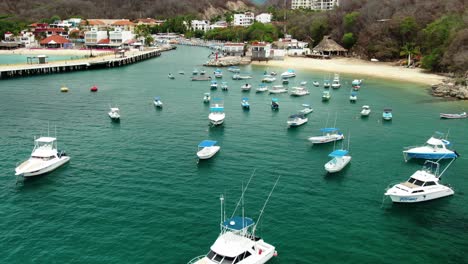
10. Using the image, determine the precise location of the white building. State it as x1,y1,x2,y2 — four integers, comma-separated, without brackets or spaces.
191,20,210,32
209,21,228,30
291,0,339,10
84,27,108,45
233,12,255,27
18,31,36,48
109,28,134,45
255,13,272,24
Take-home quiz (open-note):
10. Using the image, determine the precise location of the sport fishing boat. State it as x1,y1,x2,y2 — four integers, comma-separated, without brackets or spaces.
208,98,225,126
269,85,287,94
308,128,344,144
108,107,120,121
324,149,351,173
349,91,357,102
403,132,459,162
210,80,218,90
360,105,371,116
227,66,241,73
241,83,252,91
322,90,331,101
15,136,70,177
382,108,393,120
153,96,163,108
203,93,211,103
299,104,313,115
287,114,308,127
290,86,309,96
271,98,279,110
384,159,456,203
439,112,467,119
256,84,268,93
197,140,220,160
280,69,296,78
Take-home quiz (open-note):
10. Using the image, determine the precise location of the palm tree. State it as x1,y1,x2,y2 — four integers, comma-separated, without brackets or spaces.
400,42,420,67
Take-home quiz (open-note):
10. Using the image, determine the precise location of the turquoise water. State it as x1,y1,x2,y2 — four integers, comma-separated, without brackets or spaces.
0,46,467,263
0,54,84,65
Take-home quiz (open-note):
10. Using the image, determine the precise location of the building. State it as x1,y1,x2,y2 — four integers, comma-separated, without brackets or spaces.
209,21,228,30
112,20,136,32
39,35,71,48
109,28,134,45
80,20,106,31
46,28,68,39
191,20,210,32
233,12,255,27
291,0,339,10
18,31,37,48
251,42,272,61
222,42,245,56
312,35,347,56
255,13,272,24
274,35,310,56
84,27,108,47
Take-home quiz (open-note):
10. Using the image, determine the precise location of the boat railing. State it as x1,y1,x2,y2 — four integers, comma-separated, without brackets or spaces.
187,255,206,264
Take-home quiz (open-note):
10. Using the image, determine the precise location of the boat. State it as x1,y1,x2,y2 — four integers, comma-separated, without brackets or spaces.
262,76,276,83
200,69,206,75
322,90,331,101
208,98,225,126
269,85,287,94
324,149,351,173
333,73,340,81
282,78,289,84
270,71,277,76
153,96,163,108
352,79,362,86
60,86,69,93
192,76,212,81
352,85,361,91
221,82,229,91
349,91,357,102
227,66,241,73
331,80,341,89
440,112,467,119
323,80,331,88
90,85,98,92
299,104,313,115
308,128,344,144
178,71,185,75
287,114,308,127
233,74,252,80
300,81,307,86
290,86,309,96
271,98,279,110
196,140,220,159
241,97,250,110
15,136,70,177
108,107,120,121
168,73,175,79
403,132,459,162
382,108,393,120
214,69,223,78
384,159,456,203
193,69,199,75
210,80,218,90
203,93,211,103
241,83,252,91
281,69,296,78
360,105,371,116
256,84,269,93
312,81,320,87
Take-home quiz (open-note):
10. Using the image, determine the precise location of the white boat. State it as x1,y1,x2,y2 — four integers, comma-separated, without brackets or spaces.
323,80,331,88
300,81,307,86
440,112,467,119
403,132,459,162
382,108,392,120
168,73,175,79
203,93,211,103
208,98,225,126
282,78,289,84
197,140,220,159
15,136,70,177
312,81,320,87
262,76,276,83
153,96,163,108
299,104,313,115
352,79,362,86
308,128,344,144
360,105,371,116
331,80,341,89
287,114,308,127
221,82,228,91
108,107,120,121
269,85,287,94
214,69,223,78
227,66,240,73
178,71,185,75
256,84,268,93
271,98,279,110
210,80,218,90
200,69,206,75
233,74,252,80
193,69,199,75
324,149,351,173
290,86,309,96
384,160,456,203
241,97,250,109
333,73,340,82
322,90,331,101
241,83,252,91
280,69,296,78
349,91,357,102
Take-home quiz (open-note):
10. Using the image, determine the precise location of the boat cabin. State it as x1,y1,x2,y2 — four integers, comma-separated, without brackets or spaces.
31,137,58,158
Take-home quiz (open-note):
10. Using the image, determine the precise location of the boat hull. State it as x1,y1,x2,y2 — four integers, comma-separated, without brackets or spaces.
197,146,220,159
403,151,457,160
208,113,225,126
16,156,70,177
325,156,351,173
386,188,454,203
308,134,344,144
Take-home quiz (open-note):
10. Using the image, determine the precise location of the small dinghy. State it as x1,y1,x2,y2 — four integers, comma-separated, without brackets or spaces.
197,140,220,159
439,112,467,119
299,104,313,115
382,108,393,120
221,82,228,91
203,93,211,103
90,85,98,92
241,97,250,110
271,98,279,110
168,73,175,79
60,86,69,93
241,83,252,91
360,105,371,116
153,96,163,108
108,107,120,121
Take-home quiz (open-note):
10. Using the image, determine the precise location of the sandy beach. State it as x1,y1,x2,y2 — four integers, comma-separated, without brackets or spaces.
252,57,444,85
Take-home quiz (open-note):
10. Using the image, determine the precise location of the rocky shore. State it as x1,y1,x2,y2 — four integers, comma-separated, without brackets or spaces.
431,72,468,100
203,56,251,67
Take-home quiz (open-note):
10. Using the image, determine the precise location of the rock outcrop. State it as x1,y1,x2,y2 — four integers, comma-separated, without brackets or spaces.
431,72,468,100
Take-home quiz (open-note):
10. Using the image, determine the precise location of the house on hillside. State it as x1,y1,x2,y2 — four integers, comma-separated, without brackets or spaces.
191,20,210,32
46,28,69,39
312,35,347,57
255,13,272,24
233,13,255,27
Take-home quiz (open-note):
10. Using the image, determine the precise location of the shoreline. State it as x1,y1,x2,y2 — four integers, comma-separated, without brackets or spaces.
251,57,444,86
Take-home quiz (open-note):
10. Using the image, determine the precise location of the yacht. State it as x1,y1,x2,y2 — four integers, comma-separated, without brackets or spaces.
324,149,351,173
322,90,331,101
384,160,456,203
203,93,211,103
382,108,392,120
290,86,309,96
349,91,357,102
403,132,459,162
15,136,70,177
280,69,296,78
360,105,371,116
308,128,344,144
241,84,252,91
271,98,279,110
287,114,308,127
241,98,250,110
209,98,225,126
299,104,313,115
269,85,287,94
153,96,163,108
108,107,120,121
197,140,220,159
210,80,218,90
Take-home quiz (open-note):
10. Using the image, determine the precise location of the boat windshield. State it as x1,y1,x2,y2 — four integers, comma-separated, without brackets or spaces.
407,177,424,186
206,250,251,264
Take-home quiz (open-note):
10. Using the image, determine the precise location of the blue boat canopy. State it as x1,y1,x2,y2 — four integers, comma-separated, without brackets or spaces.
242,97,249,101
272,98,279,102
211,80,217,84
213,98,223,101
222,216,255,230
154,96,161,100
210,107,224,112
320,128,339,132
329,149,349,157
287,69,295,73
351,91,357,96
198,140,217,147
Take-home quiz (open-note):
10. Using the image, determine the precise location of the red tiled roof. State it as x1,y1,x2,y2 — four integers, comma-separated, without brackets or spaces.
40,35,71,45
82,20,105,26
252,42,267,46
47,28,66,32
97,38,110,44
136,18,156,23
112,20,135,26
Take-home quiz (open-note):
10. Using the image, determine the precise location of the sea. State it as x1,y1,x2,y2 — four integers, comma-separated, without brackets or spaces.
0,46,467,264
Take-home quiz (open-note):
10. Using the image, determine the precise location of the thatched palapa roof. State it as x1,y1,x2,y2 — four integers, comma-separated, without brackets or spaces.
313,35,347,52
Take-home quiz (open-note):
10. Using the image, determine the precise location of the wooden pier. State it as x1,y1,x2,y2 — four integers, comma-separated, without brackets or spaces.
0,50,162,79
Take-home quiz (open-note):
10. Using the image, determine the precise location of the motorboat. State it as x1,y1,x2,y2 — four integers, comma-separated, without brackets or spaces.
221,82,228,91
299,104,313,115
153,96,163,108
322,90,331,101
323,80,331,88
262,76,276,83
300,81,307,86
232,74,252,80
271,98,279,110
313,81,320,87
178,70,185,75
349,91,357,102
281,69,296,78
200,69,206,75
108,107,120,121
360,105,371,116
287,114,308,127
440,112,467,119
308,128,344,144
241,97,250,110
168,73,175,79
60,86,69,93
352,79,362,86
241,83,252,91
208,98,225,126
331,80,341,89
324,149,351,173
403,132,459,162
193,69,199,75
214,69,223,78
269,85,287,94
210,80,218,90
382,108,392,120
192,76,212,81
290,86,309,96
352,85,361,91
270,71,277,76
256,84,269,93
203,93,211,103
197,140,220,159
333,73,340,82
282,78,289,84
227,66,240,73
90,85,98,92
384,160,456,203
15,136,70,177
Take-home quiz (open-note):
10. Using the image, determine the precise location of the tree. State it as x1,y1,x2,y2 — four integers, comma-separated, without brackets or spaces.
399,16,418,43
343,11,359,32
342,32,356,49
400,42,420,67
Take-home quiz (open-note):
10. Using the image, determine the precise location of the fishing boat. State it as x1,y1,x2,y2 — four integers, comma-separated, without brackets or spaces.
208,98,225,126
60,86,69,93
360,105,371,116
256,84,269,93
269,85,287,94
403,132,459,162
210,80,218,90
281,69,296,78
233,74,252,80
287,114,308,127
322,90,331,101
153,96,163,108
262,76,276,83
382,108,393,120
241,97,250,110
108,107,120,121
313,81,320,87
290,86,309,96
324,149,351,173
203,93,211,103
282,78,289,84
308,128,344,144
227,66,240,73
300,81,307,86
178,70,185,75
193,69,199,75
299,104,313,115
196,140,220,159
439,112,467,119
331,80,341,89
221,82,228,91
271,98,279,110
214,69,223,78
384,159,456,203
200,69,206,75
241,83,252,91
168,73,175,79
323,80,331,88
349,91,357,102
90,85,98,92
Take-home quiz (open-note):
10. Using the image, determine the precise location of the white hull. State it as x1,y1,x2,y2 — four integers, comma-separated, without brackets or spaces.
308,134,344,144
256,88,268,93
386,187,454,203
16,156,70,177
325,156,351,173
197,146,221,159
154,102,163,107
300,108,313,115
360,110,370,116
209,113,225,126
287,118,308,127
